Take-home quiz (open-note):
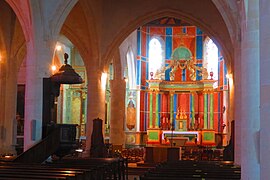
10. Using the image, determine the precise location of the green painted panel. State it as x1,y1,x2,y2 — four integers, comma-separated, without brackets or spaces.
204,94,208,129
149,93,153,127
149,132,159,140
203,132,214,141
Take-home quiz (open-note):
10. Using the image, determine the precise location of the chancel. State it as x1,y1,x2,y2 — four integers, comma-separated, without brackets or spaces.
0,1,268,180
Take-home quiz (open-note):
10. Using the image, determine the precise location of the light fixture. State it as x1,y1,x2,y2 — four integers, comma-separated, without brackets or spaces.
101,72,107,89
51,53,83,84
56,45,62,51
51,65,57,72
124,77,128,82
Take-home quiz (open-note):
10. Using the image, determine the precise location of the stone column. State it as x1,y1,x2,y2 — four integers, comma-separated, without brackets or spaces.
240,0,260,179
2,62,18,155
24,42,53,150
85,68,106,156
109,75,126,146
0,58,17,155
259,0,270,178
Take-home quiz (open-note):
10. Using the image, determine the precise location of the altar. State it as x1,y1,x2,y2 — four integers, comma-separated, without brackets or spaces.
146,56,217,147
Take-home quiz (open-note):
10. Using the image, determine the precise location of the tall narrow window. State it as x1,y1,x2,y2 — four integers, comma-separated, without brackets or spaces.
126,48,136,89
204,38,218,87
149,38,164,79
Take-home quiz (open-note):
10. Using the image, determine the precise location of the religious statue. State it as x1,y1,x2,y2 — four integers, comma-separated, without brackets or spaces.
154,66,166,80
161,116,170,130
152,56,209,81
126,100,136,130
176,107,187,120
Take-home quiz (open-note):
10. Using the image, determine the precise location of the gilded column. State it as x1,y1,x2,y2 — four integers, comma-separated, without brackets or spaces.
203,92,208,129
149,91,153,128
170,91,174,126
155,91,159,128
191,92,195,128
209,91,214,129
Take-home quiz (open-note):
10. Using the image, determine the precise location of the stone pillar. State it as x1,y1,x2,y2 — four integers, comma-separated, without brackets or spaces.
24,43,53,150
233,10,242,166
240,0,260,179
109,76,126,146
259,0,270,178
2,64,17,155
85,68,106,156
0,58,17,155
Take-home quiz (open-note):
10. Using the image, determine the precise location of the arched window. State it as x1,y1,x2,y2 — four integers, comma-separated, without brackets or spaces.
203,37,219,88
148,37,164,79
126,48,136,89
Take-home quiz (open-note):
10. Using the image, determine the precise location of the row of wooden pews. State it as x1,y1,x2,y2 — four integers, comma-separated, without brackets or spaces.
0,157,128,179
140,160,241,180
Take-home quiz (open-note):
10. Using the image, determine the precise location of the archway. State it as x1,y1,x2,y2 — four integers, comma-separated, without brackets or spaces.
109,14,232,162
0,0,27,155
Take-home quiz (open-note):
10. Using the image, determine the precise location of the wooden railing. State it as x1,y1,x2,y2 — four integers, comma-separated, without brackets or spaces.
13,126,61,163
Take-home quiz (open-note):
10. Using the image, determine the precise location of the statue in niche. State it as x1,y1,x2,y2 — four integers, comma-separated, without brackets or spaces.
161,116,170,130
126,100,136,130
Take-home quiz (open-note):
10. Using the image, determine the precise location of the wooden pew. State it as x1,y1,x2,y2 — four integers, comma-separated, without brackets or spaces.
140,160,241,180
0,157,127,180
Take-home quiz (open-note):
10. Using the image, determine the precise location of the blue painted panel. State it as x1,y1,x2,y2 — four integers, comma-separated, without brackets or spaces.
196,36,203,59
136,60,141,85
182,69,186,81
196,27,203,35
141,56,147,61
166,27,172,35
196,64,203,80
166,28,172,59
146,27,150,58
141,86,146,90
137,28,141,55
165,66,171,81
182,27,186,33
